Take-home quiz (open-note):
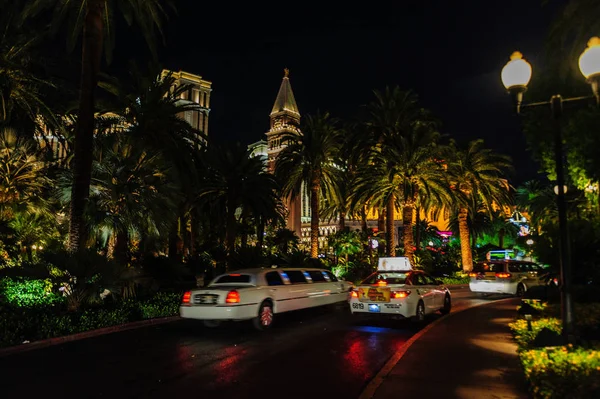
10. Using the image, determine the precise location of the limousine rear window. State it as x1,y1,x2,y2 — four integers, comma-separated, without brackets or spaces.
214,274,252,284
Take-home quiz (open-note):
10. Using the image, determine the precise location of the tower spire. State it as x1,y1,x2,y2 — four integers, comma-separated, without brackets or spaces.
270,68,299,118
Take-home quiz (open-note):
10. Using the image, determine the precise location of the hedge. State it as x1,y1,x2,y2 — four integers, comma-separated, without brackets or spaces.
0,291,181,348
509,301,600,399
520,345,600,399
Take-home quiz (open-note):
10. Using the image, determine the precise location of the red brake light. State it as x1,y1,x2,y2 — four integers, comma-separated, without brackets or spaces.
182,291,191,304
377,280,387,286
392,290,411,299
225,290,240,303
495,272,512,279
229,273,241,277
350,290,358,298
469,272,478,278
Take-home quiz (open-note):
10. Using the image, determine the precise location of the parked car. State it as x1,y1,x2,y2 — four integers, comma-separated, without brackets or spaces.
468,260,550,296
348,257,452,322
180,267,353,330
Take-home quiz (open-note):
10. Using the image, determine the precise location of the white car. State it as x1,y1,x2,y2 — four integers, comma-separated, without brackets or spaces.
469,260,550,296
349,257,451,322
180,267,353,330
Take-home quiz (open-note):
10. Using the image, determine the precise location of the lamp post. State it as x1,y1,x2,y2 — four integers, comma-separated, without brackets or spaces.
500,37,600,344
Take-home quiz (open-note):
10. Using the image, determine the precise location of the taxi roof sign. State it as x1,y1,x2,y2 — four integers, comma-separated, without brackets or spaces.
377,257,412,271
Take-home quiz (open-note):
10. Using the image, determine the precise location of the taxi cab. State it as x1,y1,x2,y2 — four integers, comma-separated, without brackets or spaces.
348,257,451,322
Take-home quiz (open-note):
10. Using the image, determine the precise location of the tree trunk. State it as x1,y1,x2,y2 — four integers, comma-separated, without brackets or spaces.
498,227,505,249
256,216,265,249
338,211,346,232
68,1,104,253
168,220,179,259
114,230,129,265
403,203,415,264
225,198,237,270
190,213,197,257
386,195,395,256
378,208,385,232
310,181,320,258
458,207,473,272
181,212,190,258
415,207,421,252
361,206,368,232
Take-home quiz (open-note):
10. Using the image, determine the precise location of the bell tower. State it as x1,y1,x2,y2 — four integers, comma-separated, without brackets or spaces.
266,68,302,237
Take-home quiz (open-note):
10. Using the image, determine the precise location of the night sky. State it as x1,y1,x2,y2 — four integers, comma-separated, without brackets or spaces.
124,0,568,186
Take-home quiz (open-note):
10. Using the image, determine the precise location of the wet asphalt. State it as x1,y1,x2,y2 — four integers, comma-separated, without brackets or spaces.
0,287,497,399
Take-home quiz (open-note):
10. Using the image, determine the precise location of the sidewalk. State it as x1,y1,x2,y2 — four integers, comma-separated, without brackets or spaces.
364,297,529,399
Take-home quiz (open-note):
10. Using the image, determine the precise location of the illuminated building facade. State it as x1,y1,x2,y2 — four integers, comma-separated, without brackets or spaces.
265,68,304,237
37,69,211,161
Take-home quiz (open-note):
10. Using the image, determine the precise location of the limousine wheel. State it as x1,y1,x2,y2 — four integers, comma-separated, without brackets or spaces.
253,300,274,331
440,294,451,315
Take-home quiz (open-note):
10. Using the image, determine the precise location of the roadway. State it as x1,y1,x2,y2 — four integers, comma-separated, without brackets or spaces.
0,286,502,399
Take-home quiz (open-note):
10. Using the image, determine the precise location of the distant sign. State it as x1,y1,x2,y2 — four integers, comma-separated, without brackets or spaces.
377,257,412,271
487,250,516,260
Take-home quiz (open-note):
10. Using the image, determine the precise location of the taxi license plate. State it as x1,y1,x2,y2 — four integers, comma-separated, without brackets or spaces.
368,304,380,313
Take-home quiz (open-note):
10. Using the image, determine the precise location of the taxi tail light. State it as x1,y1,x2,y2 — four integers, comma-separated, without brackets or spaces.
350,290,358,298
182,291,191,304
495,272,512,279
225,290,240,304
392,290,411,299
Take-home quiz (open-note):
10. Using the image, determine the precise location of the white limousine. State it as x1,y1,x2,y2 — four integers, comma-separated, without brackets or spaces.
180,267,353,330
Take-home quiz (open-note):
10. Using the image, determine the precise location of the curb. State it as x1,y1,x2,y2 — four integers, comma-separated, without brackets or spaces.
0,315,181,358
358,297,516,399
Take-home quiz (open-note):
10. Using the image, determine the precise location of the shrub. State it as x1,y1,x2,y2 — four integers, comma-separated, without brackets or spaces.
520,345,600,399
509,318,562,351
439,272,470,285
0,277,64,307
138,292,180,319
0,290,181,348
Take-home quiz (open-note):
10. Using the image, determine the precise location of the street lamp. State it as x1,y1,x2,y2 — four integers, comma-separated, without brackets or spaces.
501,37,600,344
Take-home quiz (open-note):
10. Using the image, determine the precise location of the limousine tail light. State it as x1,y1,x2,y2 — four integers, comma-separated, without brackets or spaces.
225,290,240,304
182,291,191,304
392,290,411,299
495,272,512,279
350,290,358,299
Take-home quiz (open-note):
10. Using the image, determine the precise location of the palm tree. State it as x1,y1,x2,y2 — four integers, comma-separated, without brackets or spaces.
0,0,56,130
25,0,174,253
275,111,343,258
444,139,514,271
196,141,282,269
351,153,402,257
0,128,49,220
89,133,178,264
100,64,207,259
351,86,449,261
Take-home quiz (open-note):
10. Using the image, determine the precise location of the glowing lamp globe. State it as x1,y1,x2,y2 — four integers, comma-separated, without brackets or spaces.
579,37,600,80
501,51,532,90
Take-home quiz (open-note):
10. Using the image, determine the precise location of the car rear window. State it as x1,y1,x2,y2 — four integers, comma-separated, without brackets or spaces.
473,262,505,273
362,272,408,285
213,274,251,284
